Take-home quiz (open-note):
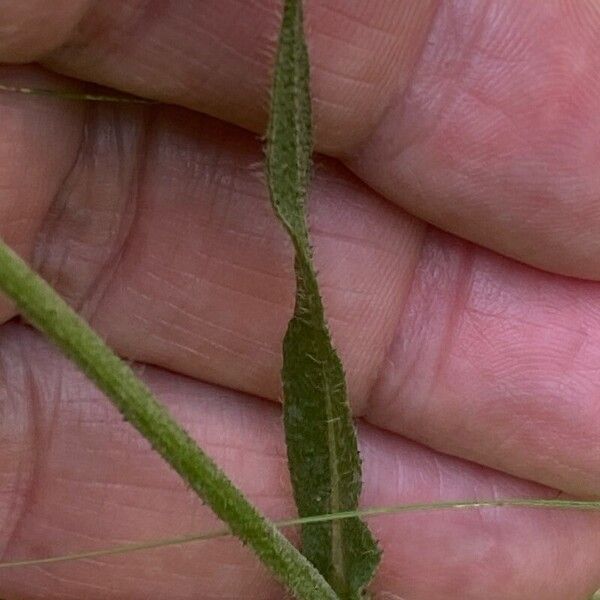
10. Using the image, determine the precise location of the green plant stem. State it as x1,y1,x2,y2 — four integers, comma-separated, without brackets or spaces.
0,240,338,600
1,497,598,570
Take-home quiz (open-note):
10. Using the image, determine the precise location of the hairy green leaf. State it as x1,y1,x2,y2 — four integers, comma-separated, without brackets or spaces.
266,0,380,597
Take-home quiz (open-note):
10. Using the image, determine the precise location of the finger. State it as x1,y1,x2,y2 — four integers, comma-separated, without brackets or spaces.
2,325,599,600
6,80,600,498
367,227,600,499
1,1,599,277
348,0,600,280
0,66,83,320
0,0,90,62
15,87,421,411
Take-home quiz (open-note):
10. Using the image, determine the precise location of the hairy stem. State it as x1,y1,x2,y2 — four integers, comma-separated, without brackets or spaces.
0,240,338,600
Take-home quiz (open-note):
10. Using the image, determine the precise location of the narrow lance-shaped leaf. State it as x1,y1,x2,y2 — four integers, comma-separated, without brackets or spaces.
265,1,381,597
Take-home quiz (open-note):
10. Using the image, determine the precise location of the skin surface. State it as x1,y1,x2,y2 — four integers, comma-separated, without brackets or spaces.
1,1,600,598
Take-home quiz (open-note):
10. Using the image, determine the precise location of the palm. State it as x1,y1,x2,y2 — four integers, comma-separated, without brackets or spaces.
1,2,600,599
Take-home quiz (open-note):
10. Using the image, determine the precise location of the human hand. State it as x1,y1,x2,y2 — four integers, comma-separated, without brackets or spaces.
1,2,600,599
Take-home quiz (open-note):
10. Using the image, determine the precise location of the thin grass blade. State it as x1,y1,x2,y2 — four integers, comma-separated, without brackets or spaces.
2,497,600,570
